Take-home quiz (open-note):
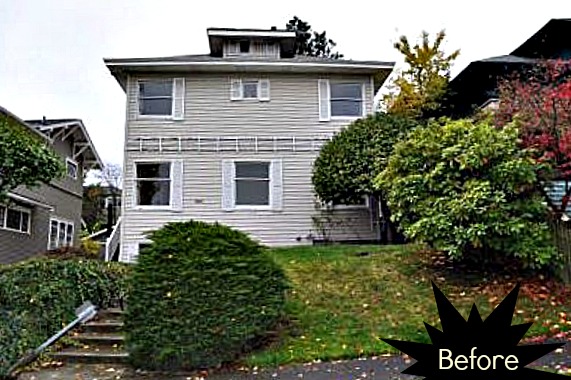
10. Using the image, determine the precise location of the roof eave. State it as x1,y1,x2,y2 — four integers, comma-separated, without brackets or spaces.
34,120,104,171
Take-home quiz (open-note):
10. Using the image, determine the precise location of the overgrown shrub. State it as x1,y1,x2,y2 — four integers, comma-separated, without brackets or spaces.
0,259,128,377
377,118,558,267
80,238,102,258
125,220,289,371
40,246,98,260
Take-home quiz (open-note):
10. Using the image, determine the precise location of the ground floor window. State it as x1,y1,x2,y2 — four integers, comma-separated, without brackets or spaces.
0,205,31,233
234,161,270,207
135,162,171,206
48,218,74,250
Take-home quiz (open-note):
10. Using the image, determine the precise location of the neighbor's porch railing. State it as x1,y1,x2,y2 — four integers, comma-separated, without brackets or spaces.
104,217,121,262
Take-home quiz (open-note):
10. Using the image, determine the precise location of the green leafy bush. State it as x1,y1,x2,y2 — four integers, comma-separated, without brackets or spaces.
0,113,64,201
312,112,418,205
125,220,289,371
0,259,128,377
377,118,557,267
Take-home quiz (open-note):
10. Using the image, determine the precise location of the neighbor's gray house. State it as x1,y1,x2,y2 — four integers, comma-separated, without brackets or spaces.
104,26,394,263
0,106,102,263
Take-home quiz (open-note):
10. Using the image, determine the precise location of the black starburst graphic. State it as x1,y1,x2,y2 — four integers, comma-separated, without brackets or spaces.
382,282,568,379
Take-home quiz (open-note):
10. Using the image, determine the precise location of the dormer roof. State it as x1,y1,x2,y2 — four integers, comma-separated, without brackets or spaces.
207,27,297,58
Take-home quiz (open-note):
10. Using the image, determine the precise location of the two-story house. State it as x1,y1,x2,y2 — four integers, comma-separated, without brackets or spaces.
105,27,394,263
0,106,103,263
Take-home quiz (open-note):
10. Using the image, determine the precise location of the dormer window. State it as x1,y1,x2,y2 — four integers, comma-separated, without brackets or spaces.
239,40,250,53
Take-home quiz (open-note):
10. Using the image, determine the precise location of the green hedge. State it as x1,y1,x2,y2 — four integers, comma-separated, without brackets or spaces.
0,259,128,378
125,220,289,371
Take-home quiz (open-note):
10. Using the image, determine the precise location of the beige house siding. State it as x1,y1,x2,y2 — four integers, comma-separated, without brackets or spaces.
120,72,377,263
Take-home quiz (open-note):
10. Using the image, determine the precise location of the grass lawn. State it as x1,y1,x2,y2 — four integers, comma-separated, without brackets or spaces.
245,244,571,367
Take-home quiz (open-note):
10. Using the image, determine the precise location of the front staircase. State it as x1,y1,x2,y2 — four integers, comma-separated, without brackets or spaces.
49,306,129,364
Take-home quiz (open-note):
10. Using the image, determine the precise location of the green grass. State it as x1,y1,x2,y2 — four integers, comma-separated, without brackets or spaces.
244,244,571,367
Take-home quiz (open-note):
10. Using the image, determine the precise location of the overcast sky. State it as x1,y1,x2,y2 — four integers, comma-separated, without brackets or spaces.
1,0,570,167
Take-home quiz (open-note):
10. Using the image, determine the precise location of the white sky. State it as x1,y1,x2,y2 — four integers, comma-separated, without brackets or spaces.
1,0,570,167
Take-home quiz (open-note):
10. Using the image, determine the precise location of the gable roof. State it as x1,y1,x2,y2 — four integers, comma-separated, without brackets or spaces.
511,19,571,58
446,18,571,117
25,118,104,170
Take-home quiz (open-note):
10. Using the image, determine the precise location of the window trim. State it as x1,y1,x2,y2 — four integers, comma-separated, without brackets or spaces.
329,82,366,120
66,157,79,180
47,217,74,249
133,160,174,211
233,160,273,210
230,78,270,102
137,79,175,119
0,205,31,234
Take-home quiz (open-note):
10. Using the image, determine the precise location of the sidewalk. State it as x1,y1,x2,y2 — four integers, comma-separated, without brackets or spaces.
18,341,571,380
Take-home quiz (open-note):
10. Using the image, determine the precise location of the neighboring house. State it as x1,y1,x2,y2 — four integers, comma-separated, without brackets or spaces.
446,18,571,117
0,106,103,263
104,26,394,263
445,18,571,211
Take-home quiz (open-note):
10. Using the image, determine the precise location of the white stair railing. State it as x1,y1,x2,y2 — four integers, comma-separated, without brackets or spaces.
104,217,122,262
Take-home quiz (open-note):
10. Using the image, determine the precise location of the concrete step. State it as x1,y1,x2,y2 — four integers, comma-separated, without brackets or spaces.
71,332,125,346
49,348,129,364
82,321,124,334
96,307,124,319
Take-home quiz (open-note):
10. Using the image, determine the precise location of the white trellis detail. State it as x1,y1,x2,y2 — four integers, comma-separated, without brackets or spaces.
128,135,334,154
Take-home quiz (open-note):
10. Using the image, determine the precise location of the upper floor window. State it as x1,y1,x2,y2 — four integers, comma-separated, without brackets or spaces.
239,40,250,53
0,205,31,234
330,83,363,117
137,78,185,119
66,158,78,179
318,79,365,121
139,80,173,116
230,78,270,101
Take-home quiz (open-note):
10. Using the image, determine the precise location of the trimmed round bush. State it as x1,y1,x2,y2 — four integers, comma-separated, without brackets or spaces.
0,259,128,377
125,220,289,371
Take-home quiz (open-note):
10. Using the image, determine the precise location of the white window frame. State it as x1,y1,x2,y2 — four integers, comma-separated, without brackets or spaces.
47,217,74,249
233,160,273,211
133,160,173,210
66,157,79,180
137,79,175,119
230,78,270,102
329,82,366,121
0,205,31,234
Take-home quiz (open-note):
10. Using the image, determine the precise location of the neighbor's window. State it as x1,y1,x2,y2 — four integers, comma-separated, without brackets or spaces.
0,206,31,233
330,83,363,117
138,80,173,116
48,218,74,249
66,158,78,179
235,162,270,206
135,163,171,206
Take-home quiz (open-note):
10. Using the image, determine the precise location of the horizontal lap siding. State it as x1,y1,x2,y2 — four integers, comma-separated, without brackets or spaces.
121,72,376,262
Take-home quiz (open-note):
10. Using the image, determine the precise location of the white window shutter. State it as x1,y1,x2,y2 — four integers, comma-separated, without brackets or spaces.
271,159,283,211
230,78,242,100
258,79,270,101
318,79,330,121
170,159,184,211
173,78,185,120
221,160,235,211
